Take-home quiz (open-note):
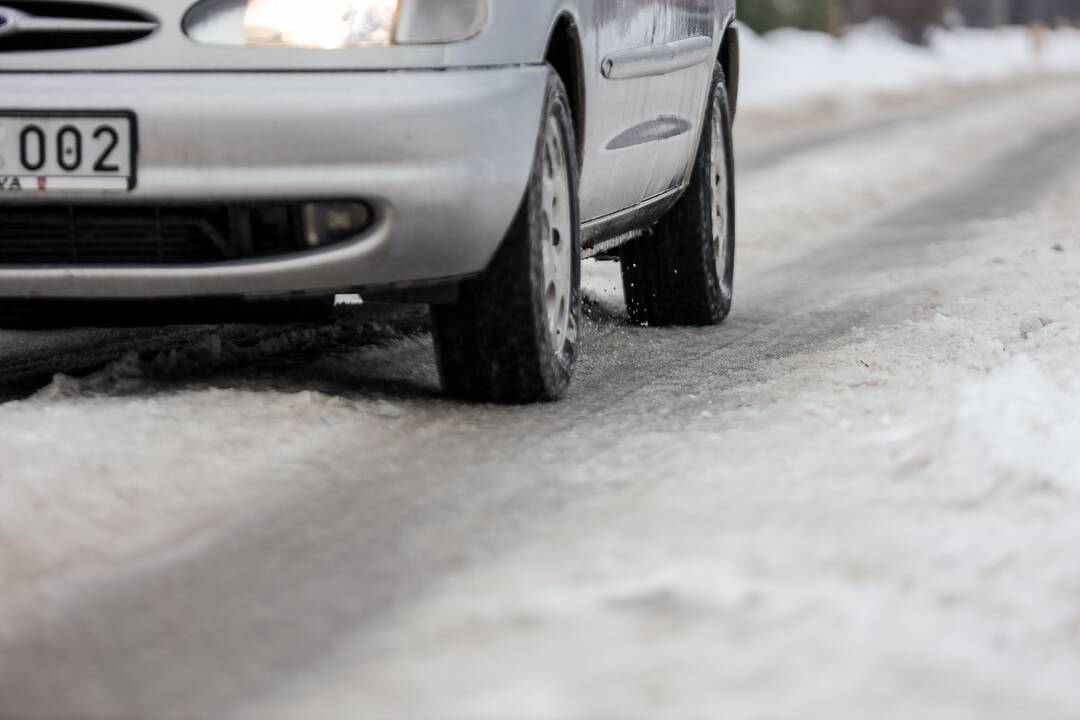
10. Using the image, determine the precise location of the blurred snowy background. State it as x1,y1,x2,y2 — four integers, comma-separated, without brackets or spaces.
741,0,1080,111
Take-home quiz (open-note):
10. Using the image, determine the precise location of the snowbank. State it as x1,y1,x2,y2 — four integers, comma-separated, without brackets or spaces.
740,21,1080,111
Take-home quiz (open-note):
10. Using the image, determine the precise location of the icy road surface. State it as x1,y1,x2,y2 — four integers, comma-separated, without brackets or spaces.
4,79,1080,718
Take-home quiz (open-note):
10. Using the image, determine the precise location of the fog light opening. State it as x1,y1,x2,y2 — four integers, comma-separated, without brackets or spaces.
302,202,373,248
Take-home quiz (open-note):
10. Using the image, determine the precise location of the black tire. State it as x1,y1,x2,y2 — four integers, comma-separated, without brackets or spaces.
431,70,581,403
621,62,735,327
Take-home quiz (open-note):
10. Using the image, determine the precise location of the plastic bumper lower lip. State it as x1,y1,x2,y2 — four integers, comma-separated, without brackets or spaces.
0,66,548,299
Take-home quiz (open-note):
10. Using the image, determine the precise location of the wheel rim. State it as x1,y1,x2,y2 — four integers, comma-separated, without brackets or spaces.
710,94,731,288
540,114,575,353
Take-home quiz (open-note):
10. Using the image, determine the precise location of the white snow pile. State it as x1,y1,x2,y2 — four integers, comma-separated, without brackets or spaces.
924,349,1080,499
740,21,1080,111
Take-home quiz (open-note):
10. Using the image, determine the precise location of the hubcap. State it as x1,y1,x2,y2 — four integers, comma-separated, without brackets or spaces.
540,115,574,353
710,94,730,286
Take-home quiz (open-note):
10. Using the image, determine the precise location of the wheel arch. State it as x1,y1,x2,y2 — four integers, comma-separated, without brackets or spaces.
544,12,586,169
718,21,740,118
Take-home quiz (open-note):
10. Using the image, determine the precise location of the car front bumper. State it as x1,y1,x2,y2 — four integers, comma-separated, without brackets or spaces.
0,67,547,299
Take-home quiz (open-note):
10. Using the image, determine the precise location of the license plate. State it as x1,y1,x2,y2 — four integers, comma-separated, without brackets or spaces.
0,113,135,193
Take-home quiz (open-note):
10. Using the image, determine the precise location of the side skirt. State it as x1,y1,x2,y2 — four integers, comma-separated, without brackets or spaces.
581,184,687,253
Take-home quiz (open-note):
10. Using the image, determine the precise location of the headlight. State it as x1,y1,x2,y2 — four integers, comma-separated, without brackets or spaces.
395,0,487,44
245,0,397,48
184,0,486,48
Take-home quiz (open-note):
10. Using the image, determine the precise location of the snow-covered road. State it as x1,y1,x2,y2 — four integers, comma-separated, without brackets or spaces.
4,77,1080,718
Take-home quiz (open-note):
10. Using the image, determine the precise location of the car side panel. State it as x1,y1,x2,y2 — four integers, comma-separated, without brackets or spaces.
634,0,721,204
575,0,737,227
574,0,670,223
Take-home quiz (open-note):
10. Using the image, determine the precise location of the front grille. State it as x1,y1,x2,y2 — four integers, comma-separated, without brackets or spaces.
0,204,316,265
0,2,157,52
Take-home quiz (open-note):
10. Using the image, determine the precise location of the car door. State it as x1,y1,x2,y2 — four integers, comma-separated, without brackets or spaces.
633,0,719,205
576,0,665,225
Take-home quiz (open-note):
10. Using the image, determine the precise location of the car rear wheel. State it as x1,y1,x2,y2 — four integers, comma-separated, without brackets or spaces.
430,70,581,403
620,62,735,327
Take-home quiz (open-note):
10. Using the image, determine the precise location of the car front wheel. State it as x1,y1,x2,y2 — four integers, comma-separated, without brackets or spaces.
431,70,581,403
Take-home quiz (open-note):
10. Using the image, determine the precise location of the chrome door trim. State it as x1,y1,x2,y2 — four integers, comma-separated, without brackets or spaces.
601,35,713,80
606,116,692,150
0,6,157,38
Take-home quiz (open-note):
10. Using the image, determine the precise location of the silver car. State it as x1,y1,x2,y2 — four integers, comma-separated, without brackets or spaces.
0,0,739,402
